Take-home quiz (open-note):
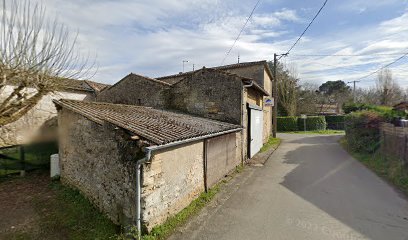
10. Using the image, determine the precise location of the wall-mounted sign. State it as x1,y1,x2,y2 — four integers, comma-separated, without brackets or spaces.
264,97,274,106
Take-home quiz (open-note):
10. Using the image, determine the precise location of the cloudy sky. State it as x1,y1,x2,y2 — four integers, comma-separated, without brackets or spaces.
43,0,408,88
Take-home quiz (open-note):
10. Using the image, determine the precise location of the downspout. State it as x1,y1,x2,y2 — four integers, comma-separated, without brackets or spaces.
242,80,253,164
134,128,241,238
135,149,151,239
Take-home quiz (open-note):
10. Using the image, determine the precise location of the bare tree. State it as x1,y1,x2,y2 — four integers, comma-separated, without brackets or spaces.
268,61,298,116
0,0,95,126
375,69,403,106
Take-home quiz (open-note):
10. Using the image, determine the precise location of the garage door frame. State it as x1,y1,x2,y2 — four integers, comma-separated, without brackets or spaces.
248,103,263,158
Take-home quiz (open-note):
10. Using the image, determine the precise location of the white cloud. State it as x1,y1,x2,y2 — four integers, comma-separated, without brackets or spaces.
27,0,408,89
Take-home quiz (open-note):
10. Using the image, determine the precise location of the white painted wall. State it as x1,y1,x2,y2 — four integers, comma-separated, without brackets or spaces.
0,85,91,146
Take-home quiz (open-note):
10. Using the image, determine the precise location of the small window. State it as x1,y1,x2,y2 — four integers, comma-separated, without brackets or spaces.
138,99,142,105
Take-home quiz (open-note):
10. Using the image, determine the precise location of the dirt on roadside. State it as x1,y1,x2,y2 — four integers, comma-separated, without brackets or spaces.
0,171,55,239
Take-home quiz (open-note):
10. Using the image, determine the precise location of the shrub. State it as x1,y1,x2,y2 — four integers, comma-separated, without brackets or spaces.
325,115,345,130
297,116,326,131
345,110,384,153
277,117,298,131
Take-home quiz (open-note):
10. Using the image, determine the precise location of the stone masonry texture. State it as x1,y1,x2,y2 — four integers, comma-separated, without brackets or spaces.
58,108,140,226
141,141,205,231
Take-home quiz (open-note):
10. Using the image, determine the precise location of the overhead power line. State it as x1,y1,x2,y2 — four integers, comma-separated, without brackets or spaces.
288,53,407,57
355,51,408,82
282,0,328,57
220,0,261,65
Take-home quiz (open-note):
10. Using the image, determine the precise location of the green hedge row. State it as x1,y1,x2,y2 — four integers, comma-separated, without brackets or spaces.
345,111,384,153
325,115,345,130
277,117,298,131
277,116,327,132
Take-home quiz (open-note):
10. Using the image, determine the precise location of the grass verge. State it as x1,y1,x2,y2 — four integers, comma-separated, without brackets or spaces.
281,130,345,135
4,176,118,240
39,181,119,239
136,165,244,240
260,137,281,153
340,137,408,196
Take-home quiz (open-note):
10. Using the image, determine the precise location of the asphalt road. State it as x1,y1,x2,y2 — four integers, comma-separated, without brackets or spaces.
169,133,408,240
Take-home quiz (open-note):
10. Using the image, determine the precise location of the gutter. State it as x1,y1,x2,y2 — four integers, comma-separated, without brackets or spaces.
134,128,242,237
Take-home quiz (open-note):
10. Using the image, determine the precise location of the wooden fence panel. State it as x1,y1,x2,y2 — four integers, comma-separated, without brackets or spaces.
381,123,408,167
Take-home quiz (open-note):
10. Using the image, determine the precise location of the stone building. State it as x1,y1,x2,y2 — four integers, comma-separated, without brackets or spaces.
55,99,242,231
157,60,273,144
0,79,110,147
97,66,270,160
55,60,273,233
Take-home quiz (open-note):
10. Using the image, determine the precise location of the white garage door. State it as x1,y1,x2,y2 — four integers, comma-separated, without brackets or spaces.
249,104,263,158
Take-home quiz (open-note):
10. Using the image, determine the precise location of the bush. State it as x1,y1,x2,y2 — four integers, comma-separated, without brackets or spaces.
297,116,326,131
325,115,345,130
345,110,384,153
277,117,298,131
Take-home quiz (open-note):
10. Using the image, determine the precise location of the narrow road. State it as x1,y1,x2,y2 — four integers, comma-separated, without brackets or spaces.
170,134,408,240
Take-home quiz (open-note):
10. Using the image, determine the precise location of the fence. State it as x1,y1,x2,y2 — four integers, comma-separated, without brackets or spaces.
0,141,58,176
380,123,408,168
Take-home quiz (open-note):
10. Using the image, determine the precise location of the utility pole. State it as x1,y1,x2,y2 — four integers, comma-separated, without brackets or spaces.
272,53,287,138
182,60,189,72
347,80,360,102
272,53,278,138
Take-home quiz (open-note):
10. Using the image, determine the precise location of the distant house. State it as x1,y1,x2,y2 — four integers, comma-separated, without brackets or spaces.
0,79,109,147
315,104,342,115
393,101,408,112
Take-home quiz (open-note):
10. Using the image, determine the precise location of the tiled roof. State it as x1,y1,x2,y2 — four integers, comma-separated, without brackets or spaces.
54,99,242,145
84,80,111,92
7,77,106,93
156,60,268,80
58,78,94,92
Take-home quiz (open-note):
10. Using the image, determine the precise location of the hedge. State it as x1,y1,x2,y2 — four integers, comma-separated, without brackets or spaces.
277,117,298,131
297,116,326,131
344,110,384,153
277,116,326,132
325,115,345,130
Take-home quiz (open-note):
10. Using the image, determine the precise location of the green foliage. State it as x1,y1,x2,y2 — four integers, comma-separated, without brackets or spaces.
260,137,281,153
340,138,408,196
319,80,351,96
277,117,298,131
344,111,384,153
343,102,405,120
6,179,118,239
297,116,326,131
41,182,119,239
325,115,345,130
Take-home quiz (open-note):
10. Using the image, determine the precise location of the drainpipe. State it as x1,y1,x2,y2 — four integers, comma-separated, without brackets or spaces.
135,149,151,239
134,128,241,238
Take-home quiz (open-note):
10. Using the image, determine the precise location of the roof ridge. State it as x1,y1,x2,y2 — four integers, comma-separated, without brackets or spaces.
156,60,268,80
130,73,173,86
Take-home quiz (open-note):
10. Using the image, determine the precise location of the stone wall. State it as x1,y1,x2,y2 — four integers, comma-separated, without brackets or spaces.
224,65,265,88
169,69,243,124
96,74,171,109
58,108,141,225
0,85,90,147
142,141,205,231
